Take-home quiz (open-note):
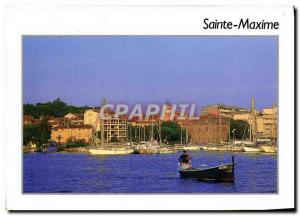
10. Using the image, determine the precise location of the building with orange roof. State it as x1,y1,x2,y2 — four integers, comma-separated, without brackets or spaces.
50,125,93,144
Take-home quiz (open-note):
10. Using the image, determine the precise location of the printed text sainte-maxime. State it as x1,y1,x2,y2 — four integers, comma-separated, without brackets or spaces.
203,18,279,30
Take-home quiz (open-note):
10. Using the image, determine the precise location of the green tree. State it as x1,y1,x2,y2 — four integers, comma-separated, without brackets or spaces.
161,121,186,143
230,119,249,140
23,120,51,147
36,120,51,145
23,124,39,145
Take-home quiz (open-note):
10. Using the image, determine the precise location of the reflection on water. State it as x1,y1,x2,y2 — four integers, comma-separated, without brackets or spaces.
23,151,277,193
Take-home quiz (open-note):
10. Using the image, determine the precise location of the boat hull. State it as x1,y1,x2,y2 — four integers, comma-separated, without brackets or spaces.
88,148,134,155
179,163,234,182
229,146,244,152
206,147,218,151
243,146,261,152
183,146,201,151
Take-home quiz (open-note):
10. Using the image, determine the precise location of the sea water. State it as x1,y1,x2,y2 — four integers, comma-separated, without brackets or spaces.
23,151,277,193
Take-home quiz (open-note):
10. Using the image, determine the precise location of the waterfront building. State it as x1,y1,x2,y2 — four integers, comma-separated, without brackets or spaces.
84,109,100,129
83,109,127,142
256,107,277,140
102,116,127,142
187,114,230,144
202,104,250,118
50,125,93,144
244,98,277,142
201,101,277,141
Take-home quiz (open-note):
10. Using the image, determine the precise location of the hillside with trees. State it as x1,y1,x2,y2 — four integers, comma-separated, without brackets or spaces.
23,98,92,118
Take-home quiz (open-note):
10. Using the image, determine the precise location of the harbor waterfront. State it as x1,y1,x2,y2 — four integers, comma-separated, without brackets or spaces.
22,36,279,195
23,151,277,193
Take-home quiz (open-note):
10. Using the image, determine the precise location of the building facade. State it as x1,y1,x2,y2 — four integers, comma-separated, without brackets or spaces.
202,104,250,118
187,114,230,144
256,107,277,140
50,125,93,144
102,117,127,141
83,109,127,142
202,103,277,141
84,109,100,130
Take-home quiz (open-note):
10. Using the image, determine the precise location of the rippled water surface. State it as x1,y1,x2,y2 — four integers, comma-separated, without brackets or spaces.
23,151,277,193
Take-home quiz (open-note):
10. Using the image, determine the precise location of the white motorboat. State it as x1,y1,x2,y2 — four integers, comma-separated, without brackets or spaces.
242,146,261,153
88,147,134,155
206,146,218,151
183,146,201,151
241,141,255,146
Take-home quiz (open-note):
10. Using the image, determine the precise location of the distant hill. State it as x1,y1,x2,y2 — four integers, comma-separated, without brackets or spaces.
23,98,92,119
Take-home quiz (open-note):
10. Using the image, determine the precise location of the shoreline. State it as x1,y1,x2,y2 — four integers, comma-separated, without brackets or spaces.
24,146,277,155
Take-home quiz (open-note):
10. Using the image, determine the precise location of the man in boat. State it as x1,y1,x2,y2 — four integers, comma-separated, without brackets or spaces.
178,150,192,169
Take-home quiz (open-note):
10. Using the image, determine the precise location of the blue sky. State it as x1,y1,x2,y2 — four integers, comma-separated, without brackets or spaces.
23,36,278,110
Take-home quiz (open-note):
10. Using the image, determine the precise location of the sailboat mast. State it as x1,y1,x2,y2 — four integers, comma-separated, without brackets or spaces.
219,111,222,144
138,125,141,142
101,118,104,146
143,126,145,141
272,103,276,144
100,99,106,146
159,119,162,144
251,97,257,144
185,127,188,145
151,117,154,141
180,124,183,145
228,121,231,143
249,124,252,142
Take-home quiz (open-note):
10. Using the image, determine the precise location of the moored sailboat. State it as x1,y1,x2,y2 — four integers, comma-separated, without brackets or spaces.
88,147,134,155
183,145,201,151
